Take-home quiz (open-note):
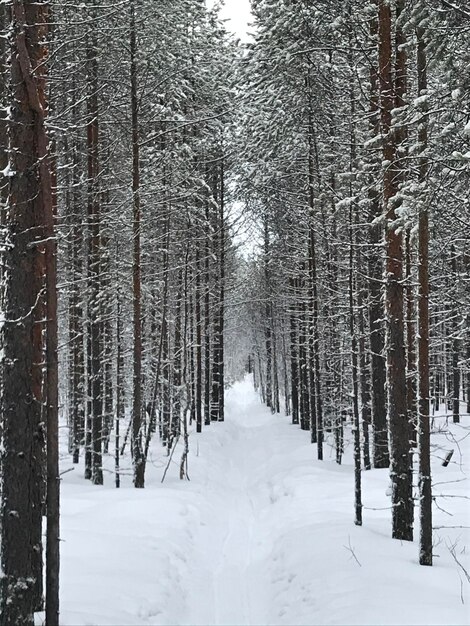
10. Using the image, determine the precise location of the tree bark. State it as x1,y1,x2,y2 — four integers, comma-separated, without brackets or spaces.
307,102,323,460
204,184,212,426
130,0,145,487
264,217,273,410
45,99,59,626
416,17,432,566
450,245,460,424
1,2,52,622
218,161,226,422
289,276,300,425
379,0,413,541
86,21,103,486
196,245,203,433
368,0,389,469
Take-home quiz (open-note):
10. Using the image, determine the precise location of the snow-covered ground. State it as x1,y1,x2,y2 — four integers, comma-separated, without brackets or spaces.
52,377,469,625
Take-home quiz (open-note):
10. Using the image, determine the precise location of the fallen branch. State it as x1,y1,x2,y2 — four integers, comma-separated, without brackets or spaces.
449,543,470,584
59,467,74,477
442,449,454,467
161,435,180,483
343,536,362,567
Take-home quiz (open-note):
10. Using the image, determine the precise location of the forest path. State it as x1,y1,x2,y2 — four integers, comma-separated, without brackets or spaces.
184,378,276,626
58,377,469,626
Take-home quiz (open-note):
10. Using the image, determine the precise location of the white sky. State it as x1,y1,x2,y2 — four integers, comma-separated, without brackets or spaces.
217,0,253,41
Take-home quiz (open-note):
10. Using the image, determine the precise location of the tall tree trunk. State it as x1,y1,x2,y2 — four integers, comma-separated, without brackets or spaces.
66,70,85,467
196,245,203,433
379,0,413,541
173,269,183,438
69,146,85,464
161,282,171,447
211,166,224,423
416,16,432,566
405,229,417,446
180,247,191,479
358,302,372,471
466,323,470,415
101,229,114,455
347,18,362,521
45,102,59,626
0,2,7,215
204,187,212,426
189,262,197,426
115,288,123,489
130,0,144,487
307,98,323,460
272,306,280,414
86,22,103,486
298,274,310,432
1,2,51,622
218,161,226,422
289,276,300,425
450,245,460,424
350,222,362,526
264,217,273,410
282,321,290,416
368,0,389,469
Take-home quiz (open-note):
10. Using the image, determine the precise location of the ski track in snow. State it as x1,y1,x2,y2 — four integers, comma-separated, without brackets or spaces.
185,388,272,626
51,377,470,626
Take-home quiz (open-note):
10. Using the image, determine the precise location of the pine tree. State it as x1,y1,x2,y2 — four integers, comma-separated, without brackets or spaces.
1,1,52,622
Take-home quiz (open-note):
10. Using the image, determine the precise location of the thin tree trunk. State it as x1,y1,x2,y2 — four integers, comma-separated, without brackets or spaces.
204,188,212,426
416,17,432,566
350,235,362,526
347,16,362,521
450,245,460,424
282,321,290,416
466,325,470,415
196,246,203,433
211,168,223,423
298,274,310,432
368,1,389,470
86,22,103,486
218,161,226,422
115,289,123,489
272,307,280,414
264,217,273,410
70,167,85,464
180,247,191,479
307,98,323,460
189,262,197,425
45,110,59,626
130,0,144,487
289,277,300,425
358,304,372,471
173,269,183,438
161,278,171,447
406,229,417,446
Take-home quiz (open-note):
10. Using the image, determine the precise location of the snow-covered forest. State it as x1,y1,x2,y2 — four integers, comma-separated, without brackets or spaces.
0,1,469,625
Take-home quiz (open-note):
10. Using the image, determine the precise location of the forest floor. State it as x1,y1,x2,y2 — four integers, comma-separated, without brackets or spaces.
51,377,469,626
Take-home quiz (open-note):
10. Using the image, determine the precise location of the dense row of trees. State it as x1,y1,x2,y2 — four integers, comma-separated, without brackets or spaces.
53,0,235,490
0,1,237,623
0,0,469,623
237,0,469,568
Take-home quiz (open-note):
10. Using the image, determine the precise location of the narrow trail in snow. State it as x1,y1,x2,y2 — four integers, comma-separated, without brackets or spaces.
186,380,275,626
